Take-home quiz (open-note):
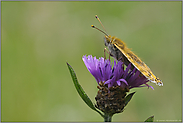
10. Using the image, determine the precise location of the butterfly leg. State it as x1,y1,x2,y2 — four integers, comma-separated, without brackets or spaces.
118,56,125,68
104,48,111,61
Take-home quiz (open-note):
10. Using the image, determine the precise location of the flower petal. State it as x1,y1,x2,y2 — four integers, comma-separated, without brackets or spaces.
82,55,153,90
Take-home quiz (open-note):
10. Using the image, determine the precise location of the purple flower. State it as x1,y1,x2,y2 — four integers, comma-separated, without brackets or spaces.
82,55,153,90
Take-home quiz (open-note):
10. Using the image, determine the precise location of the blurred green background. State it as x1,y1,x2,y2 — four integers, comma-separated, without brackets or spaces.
1,1,182,122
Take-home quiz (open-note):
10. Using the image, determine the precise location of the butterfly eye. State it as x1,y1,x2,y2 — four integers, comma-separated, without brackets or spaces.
104,37,109,46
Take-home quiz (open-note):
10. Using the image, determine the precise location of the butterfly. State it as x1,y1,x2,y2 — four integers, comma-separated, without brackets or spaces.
91,15,163,86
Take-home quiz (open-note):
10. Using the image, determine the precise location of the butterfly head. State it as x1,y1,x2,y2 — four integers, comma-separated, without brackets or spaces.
104,35,112,47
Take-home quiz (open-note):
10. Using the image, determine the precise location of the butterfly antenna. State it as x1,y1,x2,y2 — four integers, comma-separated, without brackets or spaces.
95,15,108,34
91,25,109,36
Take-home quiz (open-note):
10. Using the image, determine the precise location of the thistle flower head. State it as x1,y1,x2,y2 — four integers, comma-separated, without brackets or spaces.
82,55,153,90
82,55,153,115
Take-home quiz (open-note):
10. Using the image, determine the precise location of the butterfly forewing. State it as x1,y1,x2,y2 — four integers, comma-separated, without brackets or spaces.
108,36,163,86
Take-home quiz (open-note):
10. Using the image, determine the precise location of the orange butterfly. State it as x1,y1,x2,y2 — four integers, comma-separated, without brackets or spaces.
92,15,163,86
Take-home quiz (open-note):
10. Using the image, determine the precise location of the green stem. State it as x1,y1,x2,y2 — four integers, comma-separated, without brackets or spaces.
104,113,113,122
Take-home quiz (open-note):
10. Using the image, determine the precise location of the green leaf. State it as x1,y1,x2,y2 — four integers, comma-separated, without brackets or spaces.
125,91,136,106
145,115,154,122
66,62,104,117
